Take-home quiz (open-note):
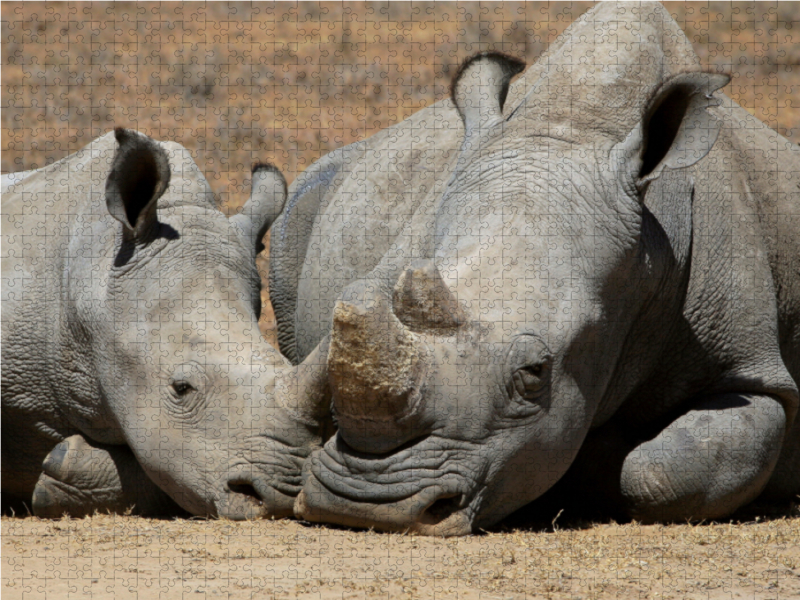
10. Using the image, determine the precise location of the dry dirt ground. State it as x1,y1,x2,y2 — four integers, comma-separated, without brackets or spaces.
3,510,800,600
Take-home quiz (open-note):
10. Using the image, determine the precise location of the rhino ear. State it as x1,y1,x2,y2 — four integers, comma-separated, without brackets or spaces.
451,52,525,146
231,163,287,256
105,128,171,236
617,72,730,192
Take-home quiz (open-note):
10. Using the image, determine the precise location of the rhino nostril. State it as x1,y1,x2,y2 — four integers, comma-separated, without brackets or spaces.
419,494,463,525
228,481,264,506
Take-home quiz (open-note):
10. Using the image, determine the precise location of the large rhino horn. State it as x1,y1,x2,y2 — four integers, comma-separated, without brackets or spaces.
451,52,525,145
328,280,429,449
393,259,465,331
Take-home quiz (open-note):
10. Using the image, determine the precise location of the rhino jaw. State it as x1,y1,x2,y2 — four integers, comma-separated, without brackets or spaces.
295,484,472,537
295,434,476,536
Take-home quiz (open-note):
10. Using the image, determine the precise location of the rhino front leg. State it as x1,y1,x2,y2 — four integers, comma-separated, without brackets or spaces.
620,394,786,523
32,435,182,518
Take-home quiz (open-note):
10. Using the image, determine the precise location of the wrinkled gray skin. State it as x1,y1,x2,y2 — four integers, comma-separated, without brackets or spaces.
271,2,800,535
2,128,330,519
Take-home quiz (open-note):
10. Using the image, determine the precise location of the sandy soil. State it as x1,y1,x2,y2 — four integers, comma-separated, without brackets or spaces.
4,511,800,600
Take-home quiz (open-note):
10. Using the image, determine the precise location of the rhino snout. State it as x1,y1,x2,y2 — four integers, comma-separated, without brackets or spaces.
296,435,475,536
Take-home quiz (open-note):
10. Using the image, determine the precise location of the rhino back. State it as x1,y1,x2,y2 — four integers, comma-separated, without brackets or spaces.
603,99,800,441
2,132,118,498
719,102,800,384
269,141,367,364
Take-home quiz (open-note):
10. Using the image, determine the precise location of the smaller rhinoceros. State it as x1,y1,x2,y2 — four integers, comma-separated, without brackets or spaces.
2,128,331,519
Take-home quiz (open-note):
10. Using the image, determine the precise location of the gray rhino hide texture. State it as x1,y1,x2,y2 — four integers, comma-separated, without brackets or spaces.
2,129,331,519
274,2,800,535
1,1,799,540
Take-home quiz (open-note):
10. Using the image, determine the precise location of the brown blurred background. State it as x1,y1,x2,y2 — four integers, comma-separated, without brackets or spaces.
3,2,799,341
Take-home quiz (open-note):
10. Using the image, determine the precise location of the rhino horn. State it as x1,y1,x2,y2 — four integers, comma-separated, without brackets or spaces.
231,163,287,256
328,280,428,430
273,336,335,442
393,259,465,331
451,52,525,145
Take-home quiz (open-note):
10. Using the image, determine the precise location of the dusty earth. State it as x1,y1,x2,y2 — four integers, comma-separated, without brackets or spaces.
3,508,800,600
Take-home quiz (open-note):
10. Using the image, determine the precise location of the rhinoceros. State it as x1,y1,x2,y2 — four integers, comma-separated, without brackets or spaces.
268,1,800,535
2,128,331,519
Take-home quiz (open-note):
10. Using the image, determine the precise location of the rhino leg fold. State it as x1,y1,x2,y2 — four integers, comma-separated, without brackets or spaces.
619,394,786,523
32,435,182,518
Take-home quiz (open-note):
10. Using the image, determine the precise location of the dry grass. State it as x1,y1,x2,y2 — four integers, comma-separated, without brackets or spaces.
3,2,798,194
3,2,798,184
3,511,800,600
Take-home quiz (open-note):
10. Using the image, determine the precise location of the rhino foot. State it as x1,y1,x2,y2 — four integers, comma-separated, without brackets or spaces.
32,435,182,518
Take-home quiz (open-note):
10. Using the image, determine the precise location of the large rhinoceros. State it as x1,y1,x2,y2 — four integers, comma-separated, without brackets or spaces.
269,1,800,535
2,128,331,519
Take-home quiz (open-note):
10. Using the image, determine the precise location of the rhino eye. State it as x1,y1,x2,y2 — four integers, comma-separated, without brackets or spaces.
170,381,195,397
512,363,548,400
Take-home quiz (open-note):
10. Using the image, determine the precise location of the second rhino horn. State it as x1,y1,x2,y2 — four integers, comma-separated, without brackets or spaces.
392,259,465,332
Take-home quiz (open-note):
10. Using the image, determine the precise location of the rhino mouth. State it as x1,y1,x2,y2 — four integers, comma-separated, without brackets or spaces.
216,472,300,520
217,478,297,520
295,433,482,535
213,436,312,520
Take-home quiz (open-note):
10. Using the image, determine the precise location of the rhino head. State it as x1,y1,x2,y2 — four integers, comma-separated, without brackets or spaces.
297,4,731,535
95,128,329,519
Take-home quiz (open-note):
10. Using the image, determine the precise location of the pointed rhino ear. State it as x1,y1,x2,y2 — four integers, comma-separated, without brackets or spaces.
231,163,287,256
451,52,525,146
105,128,171,235
617,72,731,191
